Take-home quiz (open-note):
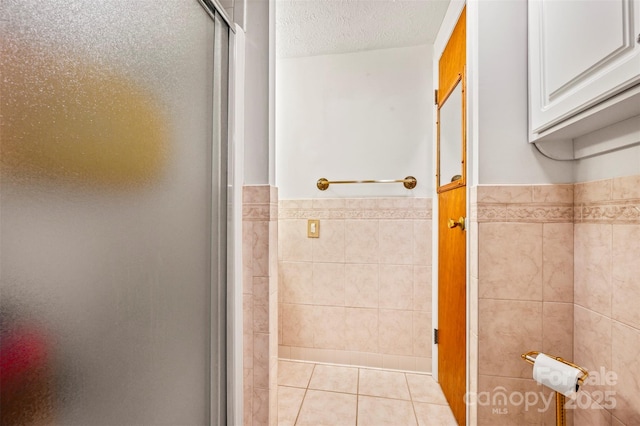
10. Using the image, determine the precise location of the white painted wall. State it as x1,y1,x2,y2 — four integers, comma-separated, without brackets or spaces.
469,0,573,185
275,45,434,199
243,0,272,185
269,0,276,186
467,0,639,185
574,144,640,182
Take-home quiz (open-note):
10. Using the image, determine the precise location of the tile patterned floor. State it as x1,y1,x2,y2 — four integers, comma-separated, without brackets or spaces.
277,359,458,426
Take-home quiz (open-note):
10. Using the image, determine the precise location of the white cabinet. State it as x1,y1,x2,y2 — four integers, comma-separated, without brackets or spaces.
528,0,640,153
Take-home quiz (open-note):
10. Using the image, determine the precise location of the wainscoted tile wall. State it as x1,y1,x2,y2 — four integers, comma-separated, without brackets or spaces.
277,198,433,372
573,175,640,426
243,186,279,426
471,175,640,426
471,184,575,425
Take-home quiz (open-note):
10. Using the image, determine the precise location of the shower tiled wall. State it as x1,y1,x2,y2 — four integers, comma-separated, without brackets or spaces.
243,186,278,426
573,175,640,426
277,198,433,372
471,184,575,425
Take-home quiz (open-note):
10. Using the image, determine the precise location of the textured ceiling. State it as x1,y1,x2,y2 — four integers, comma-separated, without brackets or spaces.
276,0,451,58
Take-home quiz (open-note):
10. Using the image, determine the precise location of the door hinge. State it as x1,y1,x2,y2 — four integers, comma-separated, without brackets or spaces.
434,89,438,105
434,328,439,345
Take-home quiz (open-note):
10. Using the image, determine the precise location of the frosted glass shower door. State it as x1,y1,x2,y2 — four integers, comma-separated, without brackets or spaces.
0,1,228,424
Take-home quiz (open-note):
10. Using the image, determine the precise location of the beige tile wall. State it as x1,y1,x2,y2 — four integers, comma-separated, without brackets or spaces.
471,184,575,425
268,176,639,425
573,175,640,426
277,197,433,372
243,186,279,426
472,176,640,426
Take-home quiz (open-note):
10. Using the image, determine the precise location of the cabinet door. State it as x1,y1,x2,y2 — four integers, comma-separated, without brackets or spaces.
529,0,640,136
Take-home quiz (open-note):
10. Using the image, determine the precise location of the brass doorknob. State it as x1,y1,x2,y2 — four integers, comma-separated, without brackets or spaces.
448,217,466,231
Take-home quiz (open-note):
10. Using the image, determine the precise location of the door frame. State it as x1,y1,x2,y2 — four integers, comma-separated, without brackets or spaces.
227,23,246,426
197,1,243,424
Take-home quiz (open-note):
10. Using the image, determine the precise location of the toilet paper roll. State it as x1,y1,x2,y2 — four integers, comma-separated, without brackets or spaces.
532,353,581,396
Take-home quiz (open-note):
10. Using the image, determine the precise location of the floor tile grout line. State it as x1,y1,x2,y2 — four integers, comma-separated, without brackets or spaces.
405,372,420,425
305,388,359,396
348,392,416,402
292,386,307,426
406,371,415,402
278,384,308,390
306,363,317,389
294,363,316,426
356,366,360,425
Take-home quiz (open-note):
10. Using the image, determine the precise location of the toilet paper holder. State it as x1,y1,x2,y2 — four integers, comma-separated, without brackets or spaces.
521,351,589,426
521,350,589,386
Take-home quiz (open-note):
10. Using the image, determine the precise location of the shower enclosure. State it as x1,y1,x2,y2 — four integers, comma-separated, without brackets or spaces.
0,1,231,423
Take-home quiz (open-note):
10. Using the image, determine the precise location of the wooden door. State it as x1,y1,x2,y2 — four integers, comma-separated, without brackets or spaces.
437,7,466,426
438,187,466,425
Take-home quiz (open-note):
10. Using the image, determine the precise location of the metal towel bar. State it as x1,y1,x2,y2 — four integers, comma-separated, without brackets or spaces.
316,176,417,191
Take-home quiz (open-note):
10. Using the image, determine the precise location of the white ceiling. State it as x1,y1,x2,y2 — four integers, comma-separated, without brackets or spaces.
276,0,451,58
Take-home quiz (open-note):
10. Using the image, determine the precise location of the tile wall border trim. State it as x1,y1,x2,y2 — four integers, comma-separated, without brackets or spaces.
473,179,640,224
575,200,640,224
472,203,574,223
243,186,278,221
278,198,433,220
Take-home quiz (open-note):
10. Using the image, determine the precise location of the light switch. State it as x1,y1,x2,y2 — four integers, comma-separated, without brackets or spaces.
307,219,320,238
